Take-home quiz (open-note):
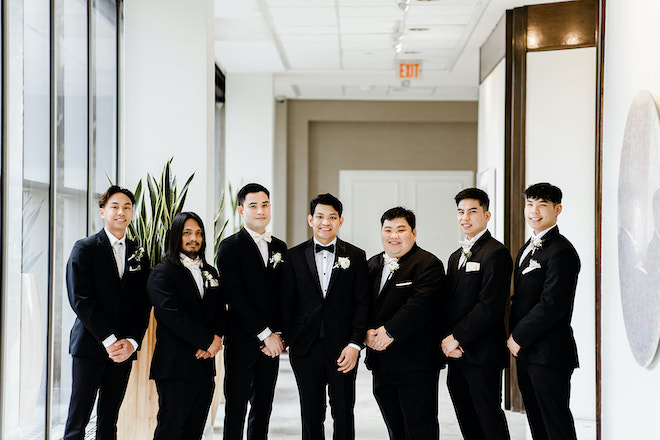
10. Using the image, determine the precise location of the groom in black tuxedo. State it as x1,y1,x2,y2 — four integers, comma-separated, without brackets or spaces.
365,207,446,440
441,188,512,440
282,193,370,440
216,183,287,440
508,183,580,440
148,212,225,440
64,186,151,440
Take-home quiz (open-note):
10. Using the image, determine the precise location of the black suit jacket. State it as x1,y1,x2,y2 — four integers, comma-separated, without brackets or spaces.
67,229,151,361
445,231,512,368
216,228,287,349
509,226,580,368
282,238,370,360
147,255,225,380
365,244,446,373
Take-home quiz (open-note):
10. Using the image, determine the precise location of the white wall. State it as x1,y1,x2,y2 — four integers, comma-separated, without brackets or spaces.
477,59,506,242
224,73,277,231
601,0,660,437
526,47,597,422
123,0,215,240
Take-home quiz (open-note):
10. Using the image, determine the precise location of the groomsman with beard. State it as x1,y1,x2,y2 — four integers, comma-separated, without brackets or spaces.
148,212,225,440
508,183,580,440
64,185,151,440
442,188,512,440
365,206,446,440
282,193,370,440
216,183,287,440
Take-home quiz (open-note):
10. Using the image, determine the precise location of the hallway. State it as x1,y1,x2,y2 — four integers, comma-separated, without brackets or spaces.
214,354,595,439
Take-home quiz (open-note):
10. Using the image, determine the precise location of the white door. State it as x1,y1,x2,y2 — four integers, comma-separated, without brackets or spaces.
339,170,474,265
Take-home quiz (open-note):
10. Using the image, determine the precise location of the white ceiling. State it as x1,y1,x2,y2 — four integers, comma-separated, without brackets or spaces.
214,0,564,101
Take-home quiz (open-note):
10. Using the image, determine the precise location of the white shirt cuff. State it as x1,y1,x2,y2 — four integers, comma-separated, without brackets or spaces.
102,334,118,347
257,328,273,341
126,338,138,352
348,343,361,351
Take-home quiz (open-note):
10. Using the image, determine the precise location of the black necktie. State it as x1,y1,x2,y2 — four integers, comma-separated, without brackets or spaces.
315,244,335,253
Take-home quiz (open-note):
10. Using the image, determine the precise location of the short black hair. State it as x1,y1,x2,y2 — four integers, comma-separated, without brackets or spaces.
455,188,490,210
99,185,135,208
525,182,562,205
380,206,416,230
166,212,207,263
237,183,270,207
310,193,343,217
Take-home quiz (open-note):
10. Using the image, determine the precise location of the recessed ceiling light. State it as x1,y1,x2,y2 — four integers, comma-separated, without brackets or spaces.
403,51,420,55
409,27,429,32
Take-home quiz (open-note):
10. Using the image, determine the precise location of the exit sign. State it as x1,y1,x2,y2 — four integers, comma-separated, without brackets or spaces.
398,61,422,79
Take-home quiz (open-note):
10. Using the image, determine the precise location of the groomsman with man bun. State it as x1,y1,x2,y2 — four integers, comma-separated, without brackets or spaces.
442,188,512,440
216,183,287,440
148,212,225,440
282,193,370,440
365,206,446,440
508,182,580,440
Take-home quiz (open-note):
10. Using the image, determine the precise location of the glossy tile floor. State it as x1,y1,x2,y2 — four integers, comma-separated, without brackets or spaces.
214,354,596,439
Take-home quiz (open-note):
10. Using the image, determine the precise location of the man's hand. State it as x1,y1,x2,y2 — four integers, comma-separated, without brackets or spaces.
447,348,464,359
365,329,378,349
262,333,284,358
195,349,211,359
441,334,460,357
107,339,135,363
206,334,224,357
371,326,394,351
507,334,521,357
337,346,359,373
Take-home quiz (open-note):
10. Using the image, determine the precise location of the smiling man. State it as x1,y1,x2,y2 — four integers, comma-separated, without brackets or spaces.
282,193,370,440
64,186,151,440
442,188,512,440
508,183,580,440
364,206,446,440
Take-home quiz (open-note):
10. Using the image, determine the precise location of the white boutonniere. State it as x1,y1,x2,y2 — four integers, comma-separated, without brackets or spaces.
461,247,472,260
269,252,283,268
127,247,145,271
531,237,543,254
388,260,399,273
333,256,351,270
202,270,219,288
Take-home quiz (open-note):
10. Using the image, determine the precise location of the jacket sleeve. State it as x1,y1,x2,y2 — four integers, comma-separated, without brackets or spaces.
452,246,512,346
349,250,371,348
385,257,446,342
147,265,214,350
216,239,269,338
511,246,580,348
66,241,115,343
280,252,297,345
128,255,152,349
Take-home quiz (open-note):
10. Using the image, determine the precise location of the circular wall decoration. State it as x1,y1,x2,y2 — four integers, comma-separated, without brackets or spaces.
618,90,660,368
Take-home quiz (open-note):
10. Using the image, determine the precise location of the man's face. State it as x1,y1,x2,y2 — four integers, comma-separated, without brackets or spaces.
99,192,133,238
524,197,562,234
181,218,203,258
381,217,417,258
308,204,343,245
238,191,271,234
457,198,490,240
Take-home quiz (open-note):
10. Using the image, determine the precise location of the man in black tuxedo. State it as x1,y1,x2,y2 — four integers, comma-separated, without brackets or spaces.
282,193,370,440
64,185,151,440
365,207,446,440
148,212,225,440
507,183,580,440
441,188,512,440
216,183,287,440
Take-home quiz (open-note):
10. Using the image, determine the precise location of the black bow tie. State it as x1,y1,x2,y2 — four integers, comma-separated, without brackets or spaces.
315,244,335,253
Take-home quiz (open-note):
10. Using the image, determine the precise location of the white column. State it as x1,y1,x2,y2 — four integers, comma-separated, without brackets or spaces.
122,0,215,234
224,73,276,230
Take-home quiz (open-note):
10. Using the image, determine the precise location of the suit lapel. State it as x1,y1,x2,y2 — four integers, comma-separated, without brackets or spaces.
325,240,345,297
239,228,267,268
304,240,324,297
120,239,136,288
98,230,122,283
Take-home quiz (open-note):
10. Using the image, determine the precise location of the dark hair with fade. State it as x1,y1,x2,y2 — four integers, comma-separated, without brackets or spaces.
454,187,490,211
166,212,208,264
310,193,343,217
525,182,563,205
380,206,416,230
98,185,135,208
237,183,270,207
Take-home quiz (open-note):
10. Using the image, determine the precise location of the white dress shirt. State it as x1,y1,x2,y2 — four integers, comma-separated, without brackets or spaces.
245,227,275,341
181,253,204,296
314,237,337,297
458,229,488,269
379,253,398,292
519,224,557,266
